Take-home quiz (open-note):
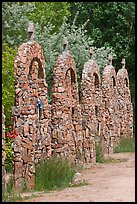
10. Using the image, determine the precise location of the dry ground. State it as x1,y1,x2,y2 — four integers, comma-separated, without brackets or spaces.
20,152,135,202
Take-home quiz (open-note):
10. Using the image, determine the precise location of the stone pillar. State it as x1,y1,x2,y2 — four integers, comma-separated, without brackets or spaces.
51,37,83,162
2,105,6,187
117,58,133,138
101,53,119,154
12,22,50,190
81,48,102,162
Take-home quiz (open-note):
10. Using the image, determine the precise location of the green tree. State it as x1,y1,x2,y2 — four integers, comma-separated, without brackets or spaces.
68,2,135,107
68,2,135,72
27,2,70,34
34,18,115,102
2,2,35,47
2,43,17,127
2,2,70,48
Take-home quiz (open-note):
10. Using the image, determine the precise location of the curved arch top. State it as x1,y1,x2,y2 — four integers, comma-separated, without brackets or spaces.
101,65,117,89
82,59,100,83
117,68,130,89
14,41,46,80
53,50,77,82
52,50,78,99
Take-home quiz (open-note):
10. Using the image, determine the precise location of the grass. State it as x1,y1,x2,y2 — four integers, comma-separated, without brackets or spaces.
96,142,104,163
2,175,23,202
69,180,90,188
3,136,134,201
34,156,78,191
114,136,135,153
3,156,79,201
96,136,135,164
103,156,128,163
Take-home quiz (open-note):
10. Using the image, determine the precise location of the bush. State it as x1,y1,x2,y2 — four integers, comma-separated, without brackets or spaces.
5,136,13,173
96,142,104,163
2,43,17,127
34,156,77,191
2,175,22,202
114,136,135,153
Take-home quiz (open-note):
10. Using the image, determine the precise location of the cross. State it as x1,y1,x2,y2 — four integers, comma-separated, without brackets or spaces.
63,37,68,51
108,53,113,65
121,58,126,69
89,48,94,59
28,22,35,41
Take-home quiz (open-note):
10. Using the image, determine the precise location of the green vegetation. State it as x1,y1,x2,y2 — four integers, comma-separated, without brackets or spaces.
34,156,77,191
68,2,135,112
5,137,13,173
103,157,127,163
96,136,135,164
2,175,22,202
2,3,135,189
2,2,134,126
2,43,17,127
96,142,104,163
2,2,70,47
69,180,89,188
114,137,135,153
2,156,80,201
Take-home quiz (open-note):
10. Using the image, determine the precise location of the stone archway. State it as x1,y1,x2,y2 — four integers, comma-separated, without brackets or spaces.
117,63,133,137
101,60,118,154
81,49,101,163
51,40,82,162
12,30,50,190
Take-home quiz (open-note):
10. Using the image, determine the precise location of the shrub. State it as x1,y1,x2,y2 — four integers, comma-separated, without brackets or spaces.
96,142,104,163
34,156,77,191
2,175,22,202
114,136,135,153
2,43,17,127
5,136,13,173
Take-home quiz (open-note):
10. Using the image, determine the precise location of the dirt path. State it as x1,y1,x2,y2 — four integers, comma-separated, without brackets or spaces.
21,152,135,202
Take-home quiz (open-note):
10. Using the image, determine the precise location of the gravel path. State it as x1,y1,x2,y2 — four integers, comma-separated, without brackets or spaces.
20,152,135,202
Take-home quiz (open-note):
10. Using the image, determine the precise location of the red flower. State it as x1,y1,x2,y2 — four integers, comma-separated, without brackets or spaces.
12,129,15,134
7,132,11,138
7,128,19,139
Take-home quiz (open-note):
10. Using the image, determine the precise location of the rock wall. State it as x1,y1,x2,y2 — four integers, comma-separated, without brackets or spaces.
12,38,51,189
51,41,83,162
101,60,119,153
117,60,133,138
81,48,102,162
7,24,133,190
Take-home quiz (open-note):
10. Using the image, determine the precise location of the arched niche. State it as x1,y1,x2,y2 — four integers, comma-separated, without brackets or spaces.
29,57,44,79
102,66,117,90
65,68,76,84
93,72,100,89
124,77,128,87
117,68,130,92
116,66,133,138
64,68,78,123
112,76,116,88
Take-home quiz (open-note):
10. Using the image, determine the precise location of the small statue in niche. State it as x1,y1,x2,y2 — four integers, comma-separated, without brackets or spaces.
37,98,43,119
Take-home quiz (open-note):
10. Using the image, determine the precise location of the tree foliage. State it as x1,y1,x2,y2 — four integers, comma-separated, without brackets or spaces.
68,2,135,74
2,2,35,47
2,2,71,125
34,17,115,102
68,2,135,106
26,2,70,33
2,2,70,47
2,43,17,126
2,2,134,123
